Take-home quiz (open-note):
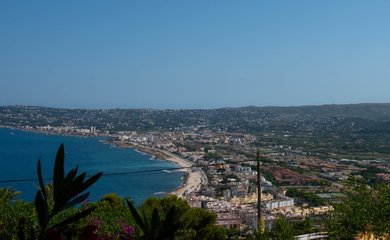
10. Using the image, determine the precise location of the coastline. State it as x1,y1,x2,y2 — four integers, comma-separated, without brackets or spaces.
110,140,207,198
0,126,104,139
1,126,206,199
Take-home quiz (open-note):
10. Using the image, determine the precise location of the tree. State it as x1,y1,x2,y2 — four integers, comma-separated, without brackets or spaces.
127,199,182,240
0,199,37,240
326,183,390,239
286,188,324,207
246,228,269,240
292,217,314,235
127,195,226,240
179,207,226,240
268,215,296,240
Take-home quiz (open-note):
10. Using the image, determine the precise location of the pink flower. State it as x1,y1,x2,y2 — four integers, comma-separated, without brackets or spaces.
117,219,135,239
82,199,90,209
90,218,101,228
123,225,135,236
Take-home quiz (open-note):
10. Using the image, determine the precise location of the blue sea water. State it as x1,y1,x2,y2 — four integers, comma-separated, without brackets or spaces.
0,128,184,205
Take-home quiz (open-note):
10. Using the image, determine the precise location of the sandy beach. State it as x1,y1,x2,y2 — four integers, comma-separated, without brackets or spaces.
110,140,207,198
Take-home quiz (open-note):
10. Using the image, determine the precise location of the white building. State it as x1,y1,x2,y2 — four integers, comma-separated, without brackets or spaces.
264,198,294,210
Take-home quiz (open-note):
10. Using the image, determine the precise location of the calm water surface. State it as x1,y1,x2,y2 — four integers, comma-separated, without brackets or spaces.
0,128,184,204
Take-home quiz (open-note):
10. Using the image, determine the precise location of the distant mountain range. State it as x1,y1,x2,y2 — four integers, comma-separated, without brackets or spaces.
1,103,390,133
4,102,390,119
220,103,390,120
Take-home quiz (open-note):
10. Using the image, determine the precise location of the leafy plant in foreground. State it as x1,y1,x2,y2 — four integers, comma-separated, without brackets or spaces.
34,144,103,239
127,200,181,240
127,196,227,240
0,187,21,203
268,215,297,240
326,183,390,239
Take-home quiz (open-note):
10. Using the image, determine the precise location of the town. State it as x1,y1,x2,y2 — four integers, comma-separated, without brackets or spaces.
1,104,390,237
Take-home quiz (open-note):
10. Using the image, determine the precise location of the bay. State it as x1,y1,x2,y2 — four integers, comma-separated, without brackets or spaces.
0,128,184,205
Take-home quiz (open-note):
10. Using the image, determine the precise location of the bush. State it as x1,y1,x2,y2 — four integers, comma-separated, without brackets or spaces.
326,183,390,239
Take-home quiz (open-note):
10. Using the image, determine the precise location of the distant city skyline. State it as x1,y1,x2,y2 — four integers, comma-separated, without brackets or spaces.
1,1,390,109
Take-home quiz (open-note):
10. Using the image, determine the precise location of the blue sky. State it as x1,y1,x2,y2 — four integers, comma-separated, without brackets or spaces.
1,1,389,109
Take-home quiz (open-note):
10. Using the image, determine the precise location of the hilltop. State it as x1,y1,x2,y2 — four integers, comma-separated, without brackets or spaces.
227,103,390,120
2,103,390,131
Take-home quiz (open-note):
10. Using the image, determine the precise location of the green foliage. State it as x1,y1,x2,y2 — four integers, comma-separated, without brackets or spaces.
179,207,226,240
286,188,325,207
268,216,296,240
215,186,229,197
205,152,220,160
261,172,277,185
291,217,314,235
353,165,384,185
127,198,181,240
246,216,297,240
82,193,136,238
128,195,226,240
0,187,21,203
0,200,38,239
246,230,268,240
34,143,103,239
138,196,190,220
2,145,230,239
0,145,226,239
326,183,390,239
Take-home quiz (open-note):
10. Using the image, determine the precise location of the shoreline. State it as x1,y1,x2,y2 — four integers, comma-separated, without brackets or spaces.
0,126,105,139
1,126,206,198
110,140,207,198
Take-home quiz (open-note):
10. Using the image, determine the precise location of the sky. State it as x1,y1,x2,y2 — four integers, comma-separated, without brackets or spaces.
1,1,390,109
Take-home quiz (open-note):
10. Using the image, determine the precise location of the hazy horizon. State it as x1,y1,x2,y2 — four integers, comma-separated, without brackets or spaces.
1,1,390,109
2,101,390,111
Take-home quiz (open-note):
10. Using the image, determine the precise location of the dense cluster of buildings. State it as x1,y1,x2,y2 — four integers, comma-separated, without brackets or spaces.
114,130,341,232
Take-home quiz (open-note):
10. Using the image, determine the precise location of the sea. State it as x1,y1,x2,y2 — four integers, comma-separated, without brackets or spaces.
0,128,184,205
